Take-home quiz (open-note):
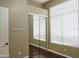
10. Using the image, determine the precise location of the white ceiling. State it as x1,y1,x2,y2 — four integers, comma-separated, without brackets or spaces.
33,0,50,4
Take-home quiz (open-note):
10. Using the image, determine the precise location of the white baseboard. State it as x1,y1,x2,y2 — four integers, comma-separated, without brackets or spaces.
0,55,29,58
23,56,29,58
0,55,9,58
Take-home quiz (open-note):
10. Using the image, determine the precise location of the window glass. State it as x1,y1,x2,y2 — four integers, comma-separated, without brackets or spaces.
62,12,78,47
33,15,40,40
50,16,62,44
40,17,46,41
33,14,46,41
50,0,79,48
50,0,78,16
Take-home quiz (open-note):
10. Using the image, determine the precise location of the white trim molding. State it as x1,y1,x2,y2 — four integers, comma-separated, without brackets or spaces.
23,56,29,58
0,54,9,58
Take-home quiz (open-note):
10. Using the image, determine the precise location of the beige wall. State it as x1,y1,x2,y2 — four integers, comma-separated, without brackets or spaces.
0,0,48,58
27,0,42,8
0,0,29,58
43,0,69,9
27,5,48,16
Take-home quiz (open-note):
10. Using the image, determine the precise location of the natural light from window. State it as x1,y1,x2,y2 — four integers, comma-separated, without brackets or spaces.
50,0,79,48
33,14,46,41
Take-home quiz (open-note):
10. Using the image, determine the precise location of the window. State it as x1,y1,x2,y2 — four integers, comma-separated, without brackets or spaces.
50,0,79,48
40,16,46,41
50,16,62,44
33,14,46,41
33,14,39,40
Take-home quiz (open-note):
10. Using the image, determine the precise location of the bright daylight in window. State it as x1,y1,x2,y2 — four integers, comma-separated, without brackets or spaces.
33,14,46,41
50,0,79,48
